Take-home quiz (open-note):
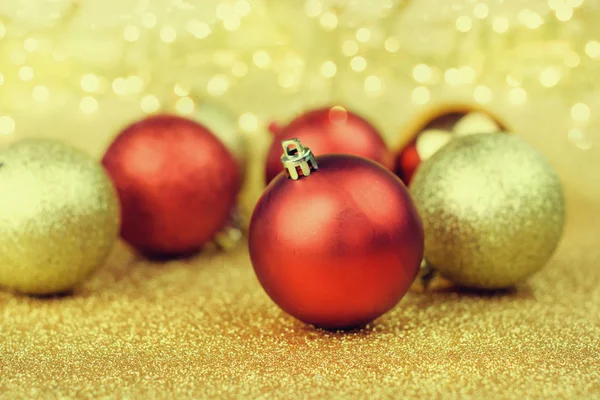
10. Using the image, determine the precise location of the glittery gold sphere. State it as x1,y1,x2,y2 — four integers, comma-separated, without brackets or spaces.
410,133,565,289
0,139,120,295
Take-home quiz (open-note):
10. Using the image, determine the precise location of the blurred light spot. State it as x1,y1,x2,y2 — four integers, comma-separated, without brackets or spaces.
342,40,359,56
176,97,195,114
239,112,258,132
80,96,98,114
24,38,38,52
506,75,520,87
444,68,460,85
329,106,348,123
112,78,127,95
128,76,144,93
234,0,251,16
141,95,160,113
539,67,561,87
585,40,600,59
253,51,271,68
305,0,323,17
473,3,489,19
0,23,5,39
384,36,400,53
567,0,583,6
223,17,241,31
19,66,34,81
364,76,383,95
174,84,189,96
458,66,476,83
141,13,157,28
320,61,337,78
124,25,140,42
81,74,100,92
160,26,177,43
11,50,27,65
232,61,248,77
493,17,509,33
187,20,211,38
508,87,527,105
456,16,472,32
518,9,543,29
571,102,590,122
412,64,431,83
216,4,234,20
473,85,492,103
350,56,366,72
564,52,580,67
320,12,338,30
555,7,574,21
0,116,15,135
32,85,49,102
0,72,4,86
207,75,230,96
356,28,371,43
568,128,591,150
412,86,430,105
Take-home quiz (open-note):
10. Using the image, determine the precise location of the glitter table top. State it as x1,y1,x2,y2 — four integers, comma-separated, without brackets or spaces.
0,193,598,399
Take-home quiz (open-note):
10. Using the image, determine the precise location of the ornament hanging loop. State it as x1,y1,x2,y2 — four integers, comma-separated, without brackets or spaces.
280,138,318,180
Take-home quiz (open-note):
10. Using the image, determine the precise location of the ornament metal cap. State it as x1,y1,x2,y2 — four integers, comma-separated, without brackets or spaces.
280,138,318,180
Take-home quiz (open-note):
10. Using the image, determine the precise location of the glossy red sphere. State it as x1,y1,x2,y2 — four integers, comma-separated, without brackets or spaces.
264,107,394,184
249,155,424,330
102,114,241,256
396,140,421,185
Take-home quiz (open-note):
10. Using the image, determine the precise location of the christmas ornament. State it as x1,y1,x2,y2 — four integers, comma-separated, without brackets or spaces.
249,138,423,329
102,114,241,256
0,139,120,295
410,133,565,290
396,110,502,184
264,106,394,184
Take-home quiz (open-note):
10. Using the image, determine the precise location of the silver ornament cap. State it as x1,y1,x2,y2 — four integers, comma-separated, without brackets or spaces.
280,138,318,180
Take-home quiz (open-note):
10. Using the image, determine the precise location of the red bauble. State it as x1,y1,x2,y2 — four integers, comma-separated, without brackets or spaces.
102,114,241,256
249,139,423,330
264,106,394,184
396,129,452,185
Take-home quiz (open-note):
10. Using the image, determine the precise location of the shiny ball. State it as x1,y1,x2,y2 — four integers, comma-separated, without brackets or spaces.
102,114,241,256
264,106,394,184
250,154,424,329
410,133,565,289
0,139,120,295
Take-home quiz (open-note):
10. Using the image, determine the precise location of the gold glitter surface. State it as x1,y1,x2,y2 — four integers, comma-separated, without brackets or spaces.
410,133,566,289
0,139,120,295
0,194,598,398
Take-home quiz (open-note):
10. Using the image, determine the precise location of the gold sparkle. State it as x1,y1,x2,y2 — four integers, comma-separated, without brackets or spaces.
81,74,100,93
492,17,509,33
473,3,489,19
539,67,561,87
444,68,461,86
239,112,258,133
364,75,383,95
124,25,140,42
320,61,337,78
304,0,323,17
207,75,230,96
356,28,371,43
585,41,600,59
509,87,527,105
80,96,98,114
252,51,271,68
160,26,177,43
141,13,157,28
384,36,400,53
473,85,493,103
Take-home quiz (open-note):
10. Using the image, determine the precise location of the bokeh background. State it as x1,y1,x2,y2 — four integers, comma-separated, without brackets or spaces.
1,1,599,398
1,0,599,209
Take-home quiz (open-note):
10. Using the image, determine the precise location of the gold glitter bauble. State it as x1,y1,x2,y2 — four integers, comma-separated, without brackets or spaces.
0,139,120,295
410,133,565,289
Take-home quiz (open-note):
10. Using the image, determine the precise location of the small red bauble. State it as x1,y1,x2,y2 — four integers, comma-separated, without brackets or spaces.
102,114,241,256
250,139,424,330
264,106,394,184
